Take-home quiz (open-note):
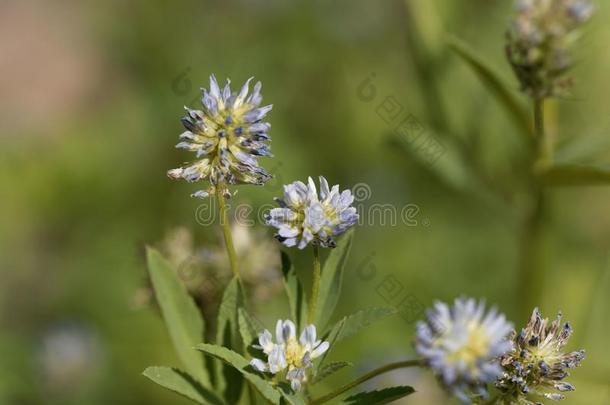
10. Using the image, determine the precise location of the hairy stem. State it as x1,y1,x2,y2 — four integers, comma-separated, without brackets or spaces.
216,185,239,279
307,245,321,324
310,359,424,404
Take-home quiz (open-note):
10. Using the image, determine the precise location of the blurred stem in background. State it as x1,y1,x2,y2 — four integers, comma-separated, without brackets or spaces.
308,245,321,324
520,98,549,315
402,0,448,132
216,184,240,279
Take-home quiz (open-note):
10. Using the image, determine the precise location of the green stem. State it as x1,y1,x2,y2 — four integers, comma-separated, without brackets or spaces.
216,184,239,279
307,245,321,324
534,98,552,167
311,359,424,405
520,98,548,315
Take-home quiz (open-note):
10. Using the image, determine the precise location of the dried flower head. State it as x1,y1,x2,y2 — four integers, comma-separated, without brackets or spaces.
496,308,585,404
506,0,595,98
250,320,329,391
415,298,514,403
266,176,358,249
168,75,273,198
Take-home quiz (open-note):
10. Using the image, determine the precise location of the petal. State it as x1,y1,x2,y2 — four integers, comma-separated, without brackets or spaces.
310,341,329,358
280,237,298,248
258,329,274,354
282,320,297,342
268,345,286,373
234,77,253,108
299,325,316,348
222,79,232,103
247,81,263,106
290,378,301,392
278,225,300,238
287,368,306,391
275,320,285,344
319,176,330,199
250,358,268,372
209,74,221,100
307,176,318,201
244,105,273,123
167,168,183,179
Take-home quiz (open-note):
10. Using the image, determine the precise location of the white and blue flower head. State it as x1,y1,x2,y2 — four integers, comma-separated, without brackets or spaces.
415,297,513,403
249,320,329,391
265,176,358,249
167,75,273,198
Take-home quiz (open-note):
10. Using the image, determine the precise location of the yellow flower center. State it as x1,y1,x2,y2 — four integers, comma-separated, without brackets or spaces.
285,338,306,367
444,324,491,374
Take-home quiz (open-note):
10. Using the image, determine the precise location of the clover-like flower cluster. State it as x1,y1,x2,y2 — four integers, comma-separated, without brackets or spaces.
168,75,273,198
496,308,585,404
506,0,595,98
250,320,329,391
265,176,359,249
415,298,514,403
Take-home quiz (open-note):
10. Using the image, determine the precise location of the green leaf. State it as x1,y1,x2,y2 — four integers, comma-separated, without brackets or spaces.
555,131,610,164
539,164,610,186
142,367,224,405
277,384,308,405
327,307,397,345
389,128,485,194
447,35,531,140
216,277,245,345
321,308,397,365
238,308,264,351
146,247,209,385
196,343,281,404
281,252,307,331
216,277,245,404
312,361,352,384
315,230,354,332
342,386,415,404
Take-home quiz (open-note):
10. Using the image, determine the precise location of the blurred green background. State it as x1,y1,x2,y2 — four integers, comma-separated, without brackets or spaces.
1,0,609,403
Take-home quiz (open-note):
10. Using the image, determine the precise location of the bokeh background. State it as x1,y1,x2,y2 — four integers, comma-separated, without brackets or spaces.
1,0,609,403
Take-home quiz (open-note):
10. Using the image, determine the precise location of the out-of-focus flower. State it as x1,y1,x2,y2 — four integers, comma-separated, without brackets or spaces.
506,0,595,98
133,226,281,315
496,308,585,404
250,320,329,391
415,298,513,403
266,176,358,249
168,75,273,198
38,323,103,391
